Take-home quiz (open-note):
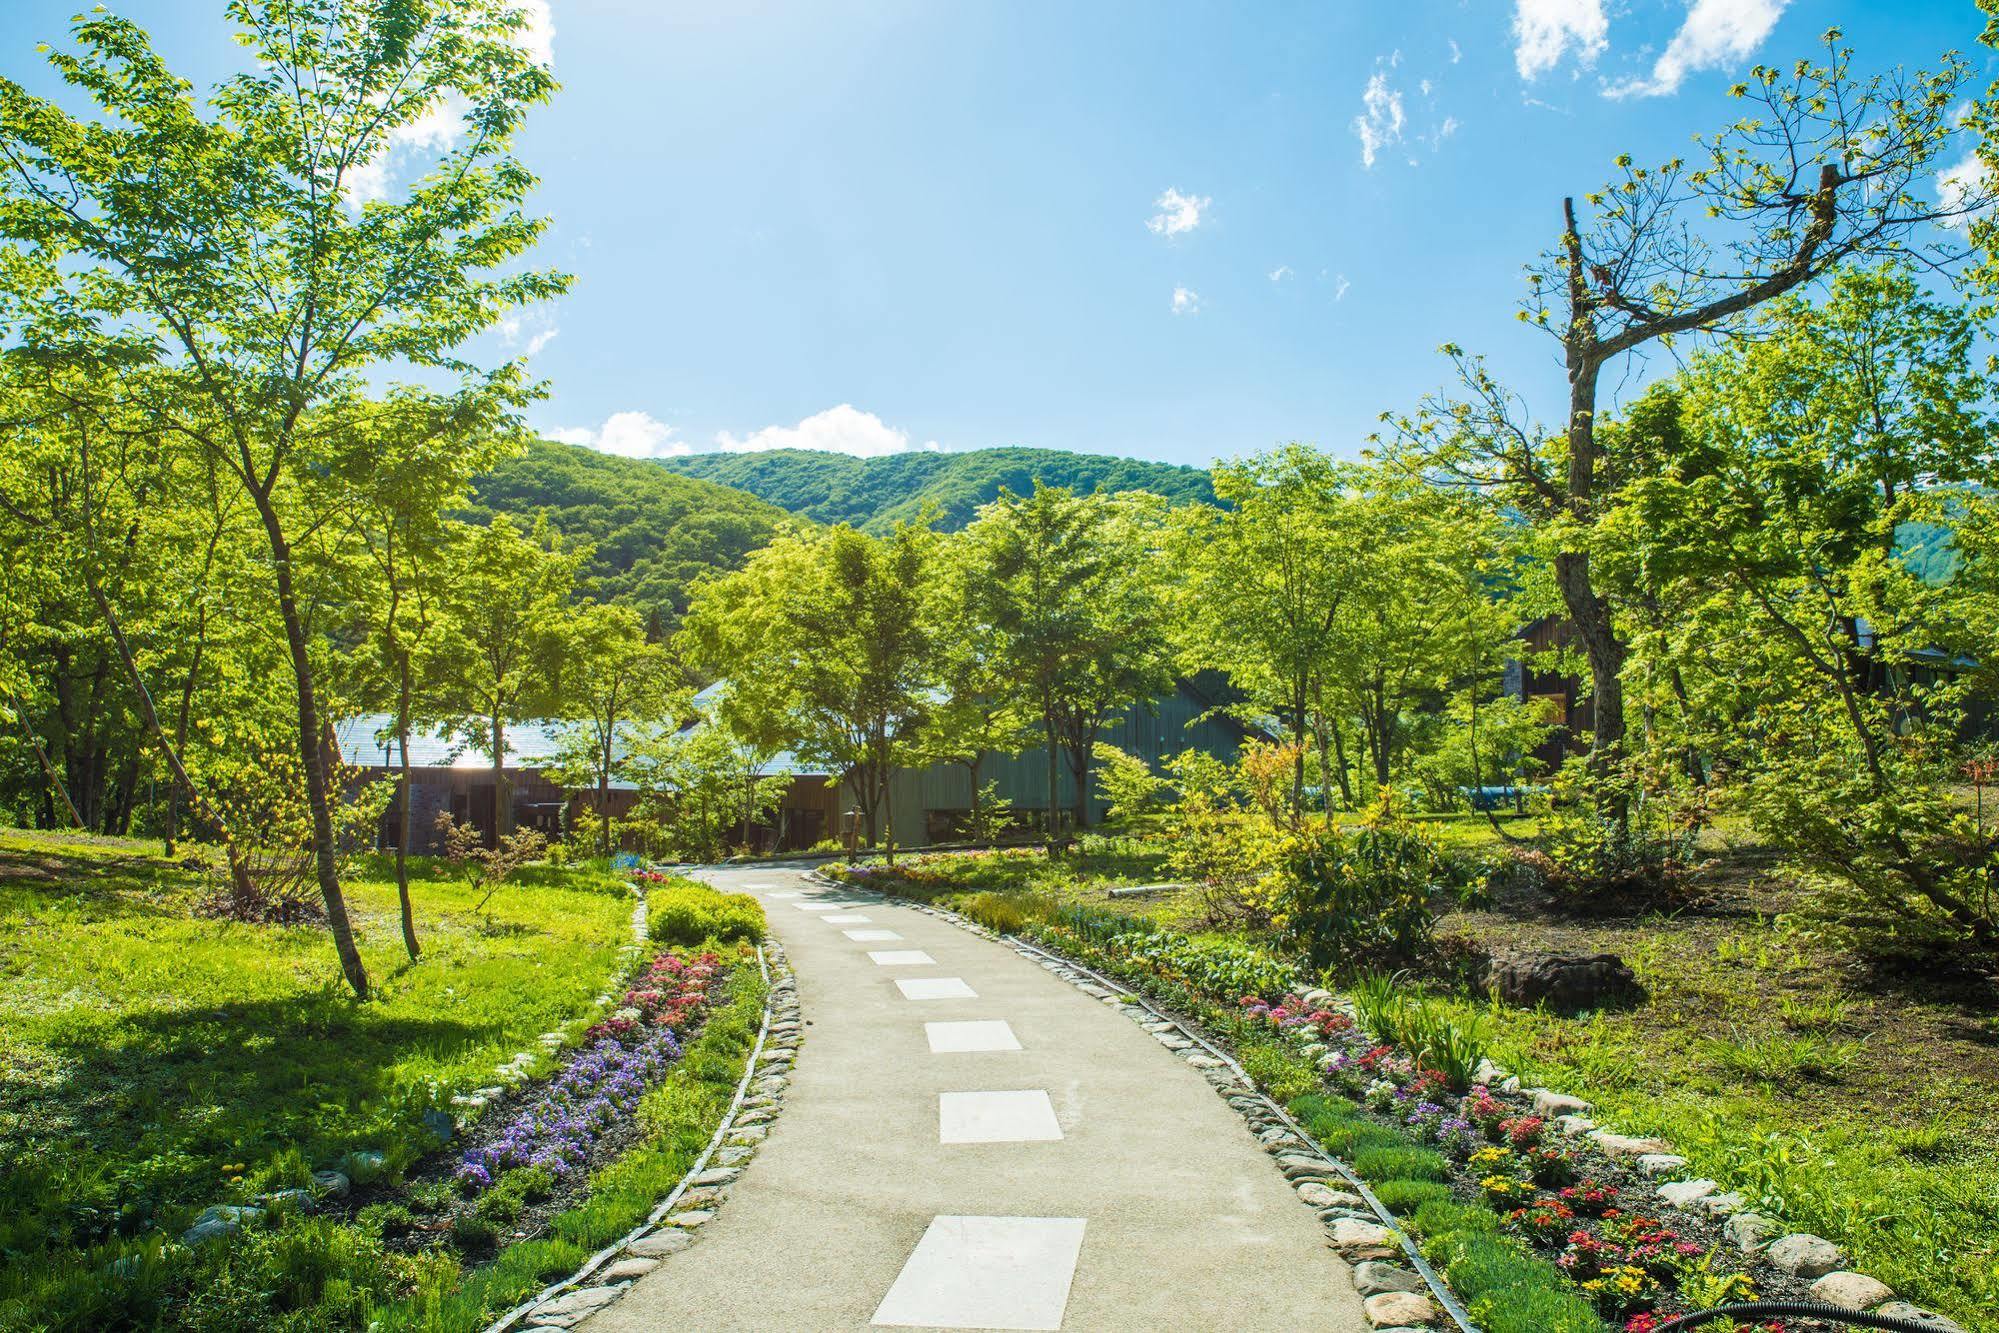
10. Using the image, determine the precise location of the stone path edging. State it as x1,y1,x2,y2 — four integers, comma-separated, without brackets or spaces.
486,936,797,1333
806,870,1475,1333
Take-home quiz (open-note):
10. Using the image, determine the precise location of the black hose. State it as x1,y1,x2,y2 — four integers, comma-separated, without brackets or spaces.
1649,1301,1947,1332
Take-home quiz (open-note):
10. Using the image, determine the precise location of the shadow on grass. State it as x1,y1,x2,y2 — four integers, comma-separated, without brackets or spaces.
0,992,503,1254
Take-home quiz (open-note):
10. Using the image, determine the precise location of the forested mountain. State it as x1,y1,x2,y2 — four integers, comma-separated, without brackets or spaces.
658,445,1216,531
470,439,794,630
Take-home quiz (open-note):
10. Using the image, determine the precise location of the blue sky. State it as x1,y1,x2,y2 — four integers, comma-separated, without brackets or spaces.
0,1,1987,469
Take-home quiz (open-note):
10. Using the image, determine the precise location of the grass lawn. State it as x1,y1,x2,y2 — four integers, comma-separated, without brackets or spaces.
0,829,634,1320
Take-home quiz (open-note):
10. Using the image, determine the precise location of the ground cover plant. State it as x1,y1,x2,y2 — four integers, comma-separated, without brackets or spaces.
0,834,770,1331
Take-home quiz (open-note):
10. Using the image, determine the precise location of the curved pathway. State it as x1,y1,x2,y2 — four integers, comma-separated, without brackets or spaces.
583,863,1369,1332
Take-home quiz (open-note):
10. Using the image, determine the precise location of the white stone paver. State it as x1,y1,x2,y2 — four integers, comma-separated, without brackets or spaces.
872,1215,1086,1330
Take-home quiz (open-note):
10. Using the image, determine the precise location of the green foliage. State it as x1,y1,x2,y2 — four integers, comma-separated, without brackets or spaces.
1351,1145,1450,1184
956,891,1047,936
1091,743,1170,832
1369,1179,1454,1213
1276,824,1451,974
645,881,766,947
1425,1229,1607,1333
1237,1041,1318,1104
470,440,791,629
659,446,1215,533
0,834,629,1327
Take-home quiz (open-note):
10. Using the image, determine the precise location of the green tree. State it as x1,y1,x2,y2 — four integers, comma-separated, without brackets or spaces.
1394,32,1984,814
1608,265,1999,945
1176,445,1362,817
963,486,1172,837
681,524,936,847
547,603,672,858
0,0,567,996
435,514,582,840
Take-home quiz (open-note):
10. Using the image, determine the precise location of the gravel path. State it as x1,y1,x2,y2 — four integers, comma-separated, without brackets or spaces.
580,863,1369,1332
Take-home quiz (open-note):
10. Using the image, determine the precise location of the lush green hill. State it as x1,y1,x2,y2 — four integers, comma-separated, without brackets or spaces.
657,446,1215,532
469,439,794,630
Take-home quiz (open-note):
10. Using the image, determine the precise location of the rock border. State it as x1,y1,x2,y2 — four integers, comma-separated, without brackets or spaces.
486,936,799,1333
822,871,1973,1333
807,870,1472,1333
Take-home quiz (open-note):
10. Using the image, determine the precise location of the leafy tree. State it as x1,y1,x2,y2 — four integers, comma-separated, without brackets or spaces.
337,393,510,958
917,532,1033,830
1608,265,1999,944
0,0,567,997
1392,31,1986,815
621,716,788,862
434,513,581,840
962,486,1173,836
546,603,672,858
1176,445,1362,818
680,523,936,846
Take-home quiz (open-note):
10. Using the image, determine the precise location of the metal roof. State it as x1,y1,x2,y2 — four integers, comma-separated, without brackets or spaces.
331,713,642,790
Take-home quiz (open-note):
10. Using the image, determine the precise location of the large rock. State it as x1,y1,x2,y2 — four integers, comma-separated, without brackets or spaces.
1726,1212,1780,1252
1328,1217,1398,1261
1809,1271,1894,1310
1872,1302,1965,1332
1479,950,1638,1011
1656,1179,1717,1208
625,1229,693,1259
1363,1290,1438,1328
1352,1261,1425,1297
528,1285,623,1328
1590,1130,1673,1158
180,1204,262,1247
1531,1089,1590,1117
1766,1232,1845,1278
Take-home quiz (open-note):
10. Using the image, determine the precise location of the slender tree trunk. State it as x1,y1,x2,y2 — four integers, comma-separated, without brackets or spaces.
600,721,615,859
395,652,420,961
1043,693,1061,847
491,710,509,842
17,714,82,827
259,512,369,1000
1329,719,1354,807
1290,674,1308,821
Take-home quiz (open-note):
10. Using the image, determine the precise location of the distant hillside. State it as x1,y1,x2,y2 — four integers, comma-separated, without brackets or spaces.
469,439,794,631
658,446,1215,532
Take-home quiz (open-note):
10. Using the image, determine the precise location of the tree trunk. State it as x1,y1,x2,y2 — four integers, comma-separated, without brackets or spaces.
491,709,511,839
395,653,420,961
1043,698,1061,847
1329,719,1354,807
17,714,82,828
1290,675,1308,821
261,513,370,1000
600,724,615,860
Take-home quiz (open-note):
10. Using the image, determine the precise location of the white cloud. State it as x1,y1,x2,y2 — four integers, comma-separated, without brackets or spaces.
1269,265,1294,282
1334,274,1352,301
716,404,937,457
513,0,554,67
1352,68,1406,168
1146,188,1211,237
1513,0,1608,81
1939,150,1990,229
1171,286,1201,315
499,311,559,358
551,411,685,458
1605,0,1788,99
1449,39,1463,64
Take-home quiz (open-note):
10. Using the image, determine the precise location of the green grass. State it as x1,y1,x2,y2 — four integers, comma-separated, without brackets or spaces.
372,953,769,1332
0,830,635,1326
1418,904,1999,1331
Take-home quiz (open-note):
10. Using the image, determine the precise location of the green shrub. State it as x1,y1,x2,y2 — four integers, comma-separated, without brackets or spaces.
1424,1230,1605,1333
1276,825,1452,975
646,882,766,946
1410,1199,1500,1238
1239,1042,1318,1104
1370,1179,1453,1213
1352,1145,1449,1184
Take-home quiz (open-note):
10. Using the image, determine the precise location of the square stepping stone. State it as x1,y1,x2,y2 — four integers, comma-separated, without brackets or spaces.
869,950,936,966
765,891,800,899
926,1020,1023,1054
794,902,839,912
823,914,873,924
896,977,976,1001
938,1090,1062,1143
872,1215,1086,1330
742,882,776,890
846,929,903,942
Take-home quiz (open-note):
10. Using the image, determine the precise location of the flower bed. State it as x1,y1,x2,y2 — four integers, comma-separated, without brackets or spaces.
1008,909,1839,1333
455,950,723,1194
